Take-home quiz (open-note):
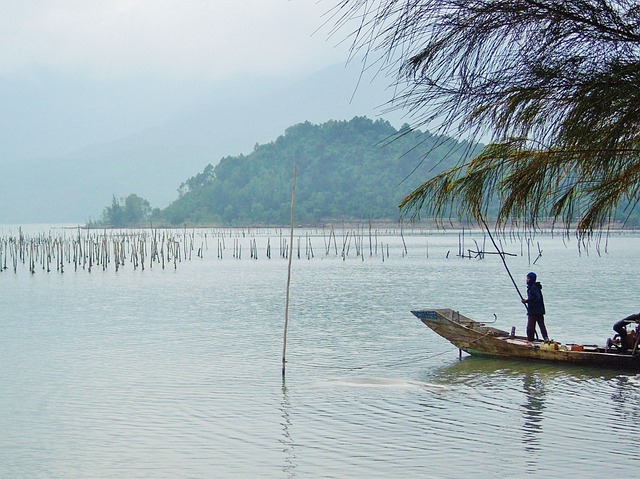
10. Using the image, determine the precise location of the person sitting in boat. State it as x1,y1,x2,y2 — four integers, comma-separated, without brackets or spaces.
612,313,640,352
521,272,549,342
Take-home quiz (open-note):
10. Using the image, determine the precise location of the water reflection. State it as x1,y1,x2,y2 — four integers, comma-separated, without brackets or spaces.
431,355,623,383
431,359,549,446
609,375,640,425
521,373,545,449
428,355,635,473
280,381,298,479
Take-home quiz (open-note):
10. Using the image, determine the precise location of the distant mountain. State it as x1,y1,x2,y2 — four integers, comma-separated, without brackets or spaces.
0,62,406,224
97,117,479,227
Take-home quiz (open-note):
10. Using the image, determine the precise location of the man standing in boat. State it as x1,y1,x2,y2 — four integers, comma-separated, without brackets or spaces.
521,272,549,342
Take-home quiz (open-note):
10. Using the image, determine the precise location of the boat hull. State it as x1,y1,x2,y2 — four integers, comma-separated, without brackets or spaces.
413,308,640,371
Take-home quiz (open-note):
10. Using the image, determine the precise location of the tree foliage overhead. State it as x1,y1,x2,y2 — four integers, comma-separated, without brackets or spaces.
331,0,640,238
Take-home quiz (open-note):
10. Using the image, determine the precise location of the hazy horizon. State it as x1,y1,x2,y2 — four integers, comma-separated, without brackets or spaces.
0,1,366,163
0,1,411,223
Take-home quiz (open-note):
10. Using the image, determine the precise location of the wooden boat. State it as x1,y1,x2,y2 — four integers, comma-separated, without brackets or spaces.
412,308,640,371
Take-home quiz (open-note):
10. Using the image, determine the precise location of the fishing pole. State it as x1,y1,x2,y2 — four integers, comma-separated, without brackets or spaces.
479,216,528,310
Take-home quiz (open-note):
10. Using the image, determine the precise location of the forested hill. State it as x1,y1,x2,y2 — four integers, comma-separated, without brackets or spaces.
101,117,480,226
155,116,478,225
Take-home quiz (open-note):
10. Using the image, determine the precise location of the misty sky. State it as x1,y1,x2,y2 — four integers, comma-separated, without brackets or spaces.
0,1,368,161
1,1,402,222
0,1,349,82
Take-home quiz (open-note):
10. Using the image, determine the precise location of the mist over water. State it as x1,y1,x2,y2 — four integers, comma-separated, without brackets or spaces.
2,227,639,478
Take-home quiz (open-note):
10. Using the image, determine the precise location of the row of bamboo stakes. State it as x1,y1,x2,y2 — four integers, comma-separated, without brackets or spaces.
0,225,546,275
0,228,388,274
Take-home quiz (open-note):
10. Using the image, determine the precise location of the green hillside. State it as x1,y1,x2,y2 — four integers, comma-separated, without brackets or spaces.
97,117,480,226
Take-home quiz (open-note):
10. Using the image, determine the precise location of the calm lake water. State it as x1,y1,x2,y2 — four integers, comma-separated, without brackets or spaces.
1,225,640,478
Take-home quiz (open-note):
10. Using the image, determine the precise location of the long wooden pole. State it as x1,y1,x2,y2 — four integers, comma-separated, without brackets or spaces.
480,217,527,306
282,164,297,377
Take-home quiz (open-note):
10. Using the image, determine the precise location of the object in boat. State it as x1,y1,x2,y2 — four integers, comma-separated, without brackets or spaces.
412,308,640,371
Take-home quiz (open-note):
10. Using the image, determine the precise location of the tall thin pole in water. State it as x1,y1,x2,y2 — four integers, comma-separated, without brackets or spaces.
282,164,297,378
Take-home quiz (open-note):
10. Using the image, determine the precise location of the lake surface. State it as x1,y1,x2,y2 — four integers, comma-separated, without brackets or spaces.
1,225,640,478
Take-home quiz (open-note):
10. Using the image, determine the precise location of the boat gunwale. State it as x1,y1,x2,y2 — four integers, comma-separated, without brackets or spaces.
412,308,640,370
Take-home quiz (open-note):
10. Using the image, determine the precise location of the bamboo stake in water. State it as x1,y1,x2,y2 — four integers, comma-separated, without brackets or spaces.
282,164,297,378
